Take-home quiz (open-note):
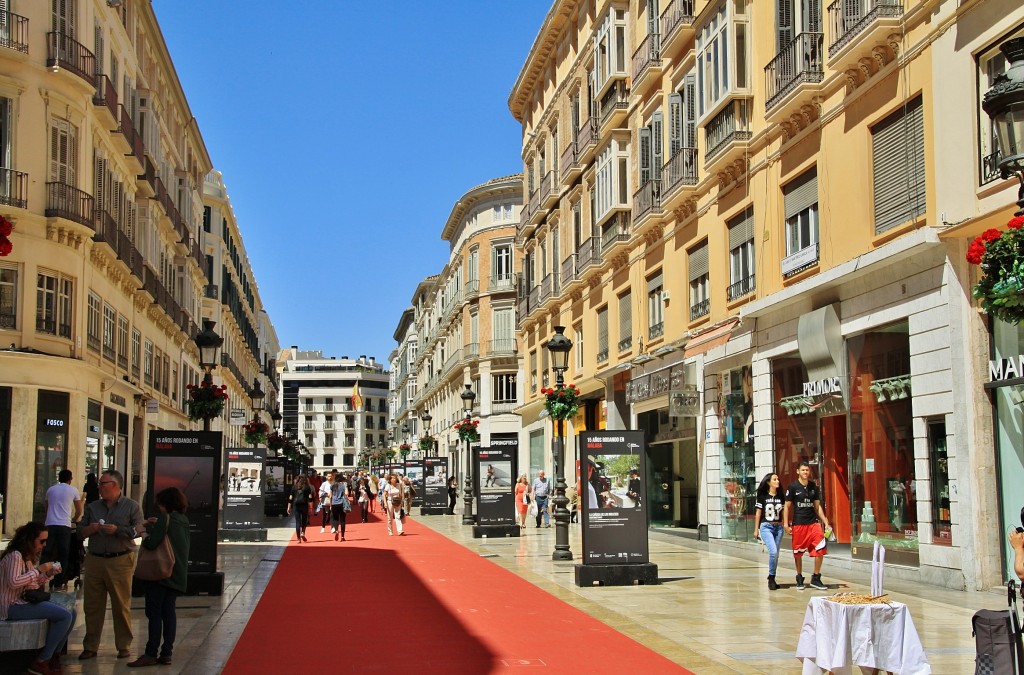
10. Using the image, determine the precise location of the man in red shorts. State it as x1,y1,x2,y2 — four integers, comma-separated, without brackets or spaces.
783,461,831,590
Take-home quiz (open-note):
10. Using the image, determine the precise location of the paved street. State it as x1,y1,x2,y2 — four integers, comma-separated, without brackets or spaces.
38,511,990,673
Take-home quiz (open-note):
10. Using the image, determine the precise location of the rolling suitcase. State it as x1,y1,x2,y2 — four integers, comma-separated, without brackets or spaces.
973,579,1024,674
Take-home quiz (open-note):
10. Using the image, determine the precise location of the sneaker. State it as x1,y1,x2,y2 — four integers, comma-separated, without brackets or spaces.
796,575,805,590
767,575,779,591
810,574,827,590
320,527,325,534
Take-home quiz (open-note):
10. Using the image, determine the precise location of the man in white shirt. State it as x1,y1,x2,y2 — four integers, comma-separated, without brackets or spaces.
318,472,334,534
43,469,83,590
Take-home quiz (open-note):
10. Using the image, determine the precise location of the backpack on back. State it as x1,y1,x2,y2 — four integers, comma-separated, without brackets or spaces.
973,581,1024,675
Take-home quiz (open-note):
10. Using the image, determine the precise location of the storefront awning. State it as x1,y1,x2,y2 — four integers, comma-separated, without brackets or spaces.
683,318,740,358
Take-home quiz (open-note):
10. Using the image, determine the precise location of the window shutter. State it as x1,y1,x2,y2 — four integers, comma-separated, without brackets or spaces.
806,0,822,33
872,97,926,235
647,270,663,294
94,155,105,212
598,307,609,349
619,291,632,341
639,127,652,185
647,0,659,35
777,0,794,49
652,111,663,180
728,207,754,250
684,74,697,148
688,242,709,281
784,168,818,219
668,93,683,155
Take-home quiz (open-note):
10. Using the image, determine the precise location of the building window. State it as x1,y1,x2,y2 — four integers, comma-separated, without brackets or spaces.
491,244,513,289
102,303,116,361
117,316,129,370
86,293,101,352
597,306,609,362
574,324,584,370
131,329,141,379
594,137,629,225
689,242,710,321
493,373,517,403
782,168,819,277
647,271,664,339
144,340,153,386
530,350,538,393
323,453,334,467
345,434,354,448
727,207,755,300
162,354,170,396
978,27,1024,185
696,0,750,120
872,96,926,235
37,272,73,338
153,347,163,393
594,6,628,93
325,434,334,448
618,290,632,352
0,265,16,329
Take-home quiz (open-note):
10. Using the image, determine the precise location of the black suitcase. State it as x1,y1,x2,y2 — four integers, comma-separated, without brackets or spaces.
973,580,1024,674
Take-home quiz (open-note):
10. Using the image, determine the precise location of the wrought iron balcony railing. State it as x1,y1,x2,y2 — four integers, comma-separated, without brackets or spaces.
0,168,28,209
47,32,95,85
690,298,710,321
765,32,824,112
45,182,93,229
634,179,662,221
828,0,903,56
631,32,661,83
663,147,698,197
727,274,756,301
0,10,29,54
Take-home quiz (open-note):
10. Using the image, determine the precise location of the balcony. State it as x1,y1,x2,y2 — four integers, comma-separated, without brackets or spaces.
0,11,29,54
577,118,600,166
487,338,516,356
465,278,480,298
633,179,662,224
617,336,633,353
92,74,118,128
827,0,903,61
527,285,540,318
465,342,480,359
597,344,609,363
704,99,752,171
601,211,631,255
660,0,695,55
727,274,756,301
0,168,28,209
116,106,145,175
577,237,603,274
599,80,630,132
488,273,514,293
631,32,662,93
648,321,664,340
526,186,544,227
561,253,579,290
560,140,580,185
662,146,698,207
539,170,558,210
93,208,118,251
765,32,824,122
45,182,93,229
538,272,557,303
690,298,710,321
47,32,95,87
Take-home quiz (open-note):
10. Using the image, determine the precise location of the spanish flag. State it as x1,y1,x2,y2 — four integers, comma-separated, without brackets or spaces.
351,381,363,411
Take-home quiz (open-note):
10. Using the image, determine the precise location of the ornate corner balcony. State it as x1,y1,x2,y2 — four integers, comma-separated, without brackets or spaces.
47,32,95,87
45,182,94,230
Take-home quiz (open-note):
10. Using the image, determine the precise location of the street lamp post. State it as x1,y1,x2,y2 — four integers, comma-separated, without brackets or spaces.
421,411,432,457
194,319,223,432
983,37,1024,215
461,384,476,525
249,377,265,448
546,325,574,561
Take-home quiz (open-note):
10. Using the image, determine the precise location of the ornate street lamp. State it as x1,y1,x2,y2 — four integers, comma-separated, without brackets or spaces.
546,325,574,561
461,384,476,525
983,37,1024,215
421,411,433,457
193,319,223,431
250,377,265,418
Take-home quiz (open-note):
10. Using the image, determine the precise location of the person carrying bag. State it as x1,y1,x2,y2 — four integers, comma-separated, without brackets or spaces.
330,474,350,542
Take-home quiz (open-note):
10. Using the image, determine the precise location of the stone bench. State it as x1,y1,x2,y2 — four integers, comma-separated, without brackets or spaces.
0,619,47,651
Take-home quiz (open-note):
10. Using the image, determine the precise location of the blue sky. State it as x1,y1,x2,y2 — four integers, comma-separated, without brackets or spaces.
153,1,550,365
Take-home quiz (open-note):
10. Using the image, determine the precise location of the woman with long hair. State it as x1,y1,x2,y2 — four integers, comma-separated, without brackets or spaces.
287,475,313,543
128,487,190,667
384,475,404,536
357,477,371,523
330,473,351,541
447,475,458,515
0,521,75,675
514,475,529,530
754,472,785,590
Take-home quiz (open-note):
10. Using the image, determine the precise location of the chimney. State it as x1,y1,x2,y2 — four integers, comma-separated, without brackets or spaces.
369,356,376,366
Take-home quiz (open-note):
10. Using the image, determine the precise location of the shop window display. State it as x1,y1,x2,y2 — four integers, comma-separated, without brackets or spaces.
848,322,918,566
721,367,756,541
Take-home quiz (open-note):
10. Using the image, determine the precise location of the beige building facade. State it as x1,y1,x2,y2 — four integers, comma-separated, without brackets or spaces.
510,0,1022,590
0,1,276,531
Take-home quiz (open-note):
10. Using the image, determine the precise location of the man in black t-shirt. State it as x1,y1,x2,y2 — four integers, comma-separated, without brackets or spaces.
783,461,831,590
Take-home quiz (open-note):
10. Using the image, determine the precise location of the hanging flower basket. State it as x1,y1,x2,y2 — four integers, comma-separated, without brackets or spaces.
542,384,581,421
453,419,480,442
385,448,398,461
186,380,228,422
267,431,285,451
418,435,435,454
967,215,1024,325
0,215,12,257
243,418,270,445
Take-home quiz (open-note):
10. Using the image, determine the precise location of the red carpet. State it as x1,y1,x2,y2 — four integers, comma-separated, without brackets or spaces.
223,511,691,673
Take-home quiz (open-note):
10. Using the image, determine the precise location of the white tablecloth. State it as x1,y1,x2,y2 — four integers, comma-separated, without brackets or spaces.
796,597,931,674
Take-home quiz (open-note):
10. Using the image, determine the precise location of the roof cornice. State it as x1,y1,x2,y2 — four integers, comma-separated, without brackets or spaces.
508,0,579,122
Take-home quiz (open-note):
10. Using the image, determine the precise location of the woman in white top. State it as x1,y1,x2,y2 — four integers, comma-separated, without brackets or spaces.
385,476,404,536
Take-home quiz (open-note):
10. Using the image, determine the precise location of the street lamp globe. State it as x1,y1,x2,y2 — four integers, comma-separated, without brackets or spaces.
421,411,432,430
250,377,265,412
546,325,573,376
194,319,223,370
461,384,476,415
983,37,1024,211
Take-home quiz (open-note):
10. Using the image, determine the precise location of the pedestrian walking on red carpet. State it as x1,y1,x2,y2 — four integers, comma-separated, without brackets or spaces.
368,474,379,513
330,471,351,541
385,476,404,536
515,475,529,530
128,487,190,668
287,475,313,543
317,472,333,534
357,477,371,523
402,476,416,518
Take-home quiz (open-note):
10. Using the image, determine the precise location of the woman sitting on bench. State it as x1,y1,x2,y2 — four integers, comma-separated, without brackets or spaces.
0,522,76,675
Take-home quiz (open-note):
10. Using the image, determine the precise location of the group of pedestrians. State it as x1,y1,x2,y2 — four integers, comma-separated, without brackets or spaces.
0,468,191,674
288,470,418,540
